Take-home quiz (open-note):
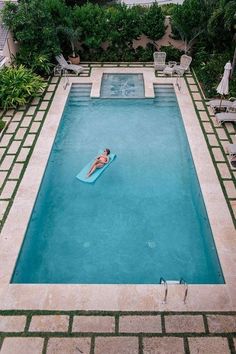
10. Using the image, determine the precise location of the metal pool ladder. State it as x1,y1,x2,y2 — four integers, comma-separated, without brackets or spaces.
160,277,188,304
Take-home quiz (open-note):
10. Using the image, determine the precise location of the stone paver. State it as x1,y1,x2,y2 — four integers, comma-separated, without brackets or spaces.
39,101,49,110
187,77,195,84
44,92,53,100
165,315,205,333
216,128,228,140
0,181,17,199
46,337,91,354
0,200,9,219
189,84,198,91
0,172,7,188
94,337,139,354
207,134,219,146
231,200,236,218
0,134,13,147
217,163,232,179
31,97,41,105
26,106,37,115
0,315,26,332
0,337,44,354
14,128,27,140
16,147,30,162
223,180,236,199
0,155,15,170
6,122,19,134
207,315,236,332
143,337,185,354
199,111,209,121
34,111,45,121
188,337,230,354
23,134,36,147
203,122,214,133
21,116,33,128
72,315,115,333
192,92,202,100
8,140,21,154
9,163,24,179
29,315,69,332
195,101,205,110
12,111,24,121
212,147,225,162
225,122,235,134
119,315,162,333
0,147,5,159
47,84,56,92
29,122,41,133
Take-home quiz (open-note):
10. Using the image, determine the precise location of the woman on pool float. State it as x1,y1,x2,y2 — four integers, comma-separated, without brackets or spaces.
87,148,110,177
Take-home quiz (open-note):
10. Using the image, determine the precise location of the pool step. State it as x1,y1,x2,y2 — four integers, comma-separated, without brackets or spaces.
153,85,177,107
68,84,92,106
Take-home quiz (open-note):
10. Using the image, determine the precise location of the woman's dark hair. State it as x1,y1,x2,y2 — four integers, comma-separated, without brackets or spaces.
105,148,110,155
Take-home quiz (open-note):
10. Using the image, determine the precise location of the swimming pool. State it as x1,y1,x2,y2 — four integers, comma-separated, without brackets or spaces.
12,80,224,284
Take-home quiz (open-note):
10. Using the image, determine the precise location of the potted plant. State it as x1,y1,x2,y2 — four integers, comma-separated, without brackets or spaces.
57,15,81,64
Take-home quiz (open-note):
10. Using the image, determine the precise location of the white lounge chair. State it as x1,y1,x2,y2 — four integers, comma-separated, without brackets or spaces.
153,52,166,71
209,98,236,112
174,55,192,76
226,143,236,159
215,112,236,125
56,54,84,75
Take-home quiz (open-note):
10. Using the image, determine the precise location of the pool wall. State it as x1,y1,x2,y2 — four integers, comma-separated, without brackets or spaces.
0,68,235,311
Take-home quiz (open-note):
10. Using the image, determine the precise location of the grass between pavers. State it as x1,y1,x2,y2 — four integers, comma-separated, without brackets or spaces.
184,74,236,228
0,76,61,232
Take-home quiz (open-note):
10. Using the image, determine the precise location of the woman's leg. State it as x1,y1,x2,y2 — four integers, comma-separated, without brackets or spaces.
87,162,104,177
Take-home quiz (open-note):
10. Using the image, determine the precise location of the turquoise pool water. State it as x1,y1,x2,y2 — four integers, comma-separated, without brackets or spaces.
12,82,224,284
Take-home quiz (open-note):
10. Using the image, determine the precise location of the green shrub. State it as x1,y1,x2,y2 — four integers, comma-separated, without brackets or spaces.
135,45,153,62
193,52,235,98
159,45,184,62
0,120,6,132
0,66,46,109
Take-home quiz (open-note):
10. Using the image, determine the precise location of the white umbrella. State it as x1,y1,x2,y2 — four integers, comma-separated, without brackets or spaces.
217,61,232,107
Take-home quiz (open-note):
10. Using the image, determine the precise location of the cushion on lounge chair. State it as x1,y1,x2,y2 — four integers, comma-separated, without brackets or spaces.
76,150,116,184
209,99,235,110
215,112,236,124
56,54,84,75
226,144,236,158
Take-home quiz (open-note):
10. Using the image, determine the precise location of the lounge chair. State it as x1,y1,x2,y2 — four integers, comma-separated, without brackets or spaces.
209,98,236,112
215,112,236,125
56,54,84,75
226,143,236,159
153,52,166,71
174,55,192,76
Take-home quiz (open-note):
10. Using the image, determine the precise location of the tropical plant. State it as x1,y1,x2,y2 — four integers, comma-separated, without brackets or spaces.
171,0,212,53
0,66,46,109
57,8,81,58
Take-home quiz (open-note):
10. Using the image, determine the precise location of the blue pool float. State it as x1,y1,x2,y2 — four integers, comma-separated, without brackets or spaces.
76,150,116,183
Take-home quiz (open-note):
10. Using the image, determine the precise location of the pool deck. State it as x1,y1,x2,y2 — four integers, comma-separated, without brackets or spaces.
0,63,236,352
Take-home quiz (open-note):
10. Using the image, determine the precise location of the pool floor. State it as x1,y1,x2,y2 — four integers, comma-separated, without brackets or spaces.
12,92,223,284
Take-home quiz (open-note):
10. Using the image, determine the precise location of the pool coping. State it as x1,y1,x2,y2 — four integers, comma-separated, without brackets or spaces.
0,67,236,311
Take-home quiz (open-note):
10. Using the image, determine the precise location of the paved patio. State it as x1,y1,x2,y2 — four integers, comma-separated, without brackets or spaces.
0,63,236,352
0,311,236,353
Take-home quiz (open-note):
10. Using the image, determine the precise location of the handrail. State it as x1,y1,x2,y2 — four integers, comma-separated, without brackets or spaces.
160,277,188,304
180,278,188,304
160,277,168,304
